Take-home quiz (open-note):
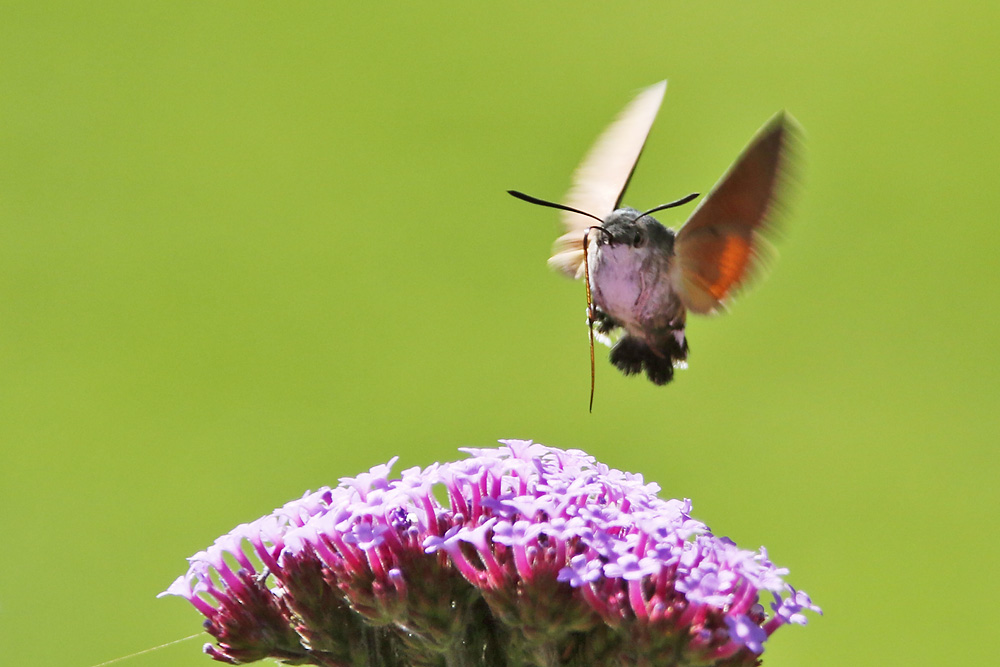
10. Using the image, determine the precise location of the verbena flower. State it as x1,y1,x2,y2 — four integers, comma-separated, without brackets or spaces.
161,440,820,666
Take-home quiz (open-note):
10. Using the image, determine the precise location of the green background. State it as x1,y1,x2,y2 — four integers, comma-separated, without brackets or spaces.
2,3,997,665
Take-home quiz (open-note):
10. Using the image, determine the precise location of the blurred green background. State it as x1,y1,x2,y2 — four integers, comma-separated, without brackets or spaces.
2,2,997,665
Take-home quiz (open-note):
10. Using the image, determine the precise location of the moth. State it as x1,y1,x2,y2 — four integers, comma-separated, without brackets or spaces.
509,80,796,408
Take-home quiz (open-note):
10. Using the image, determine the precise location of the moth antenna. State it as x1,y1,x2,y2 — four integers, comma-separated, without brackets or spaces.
633,192,700,220
508,190,606,224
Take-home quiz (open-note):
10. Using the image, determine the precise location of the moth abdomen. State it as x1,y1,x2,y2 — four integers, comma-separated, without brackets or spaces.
609,330,688,386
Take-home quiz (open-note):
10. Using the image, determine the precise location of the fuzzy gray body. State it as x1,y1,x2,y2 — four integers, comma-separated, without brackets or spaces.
588,207,688,385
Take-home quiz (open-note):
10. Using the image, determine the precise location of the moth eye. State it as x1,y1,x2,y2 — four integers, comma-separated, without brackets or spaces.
633,230,644,246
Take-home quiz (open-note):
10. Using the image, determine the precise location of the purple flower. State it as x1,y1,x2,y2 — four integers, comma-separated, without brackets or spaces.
162,441,820,665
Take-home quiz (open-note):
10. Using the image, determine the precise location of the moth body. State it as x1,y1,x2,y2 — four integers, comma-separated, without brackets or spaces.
588,208,688,384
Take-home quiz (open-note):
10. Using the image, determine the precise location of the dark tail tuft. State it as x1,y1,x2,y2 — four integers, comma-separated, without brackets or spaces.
608,330,688,386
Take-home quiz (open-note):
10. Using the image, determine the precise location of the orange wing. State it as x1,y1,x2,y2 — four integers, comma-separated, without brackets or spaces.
672,112,797,314
549,81,667,278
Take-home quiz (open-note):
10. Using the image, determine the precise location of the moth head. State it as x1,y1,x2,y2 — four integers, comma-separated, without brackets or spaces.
600,207,677,250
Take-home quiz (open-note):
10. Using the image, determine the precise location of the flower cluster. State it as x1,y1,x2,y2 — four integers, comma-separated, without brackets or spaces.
162,441,819,666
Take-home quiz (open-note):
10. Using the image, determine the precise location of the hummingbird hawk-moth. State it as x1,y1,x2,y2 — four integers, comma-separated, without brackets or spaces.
509,80,796,409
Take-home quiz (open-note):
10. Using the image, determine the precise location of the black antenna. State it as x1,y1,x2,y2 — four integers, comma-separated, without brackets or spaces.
508,190,605,224
633,192,700,220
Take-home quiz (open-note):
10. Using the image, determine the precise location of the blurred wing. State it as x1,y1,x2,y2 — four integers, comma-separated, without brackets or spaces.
672,112,797,314
549,80,667,278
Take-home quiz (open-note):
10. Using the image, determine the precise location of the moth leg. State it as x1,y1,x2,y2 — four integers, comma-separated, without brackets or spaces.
656,327,689,363
590,308,620,335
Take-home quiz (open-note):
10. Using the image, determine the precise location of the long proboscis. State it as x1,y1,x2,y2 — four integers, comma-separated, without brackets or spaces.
581,225,611,413
583,227,597,412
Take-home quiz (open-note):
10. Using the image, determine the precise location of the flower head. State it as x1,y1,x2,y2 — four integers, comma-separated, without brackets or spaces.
162,441,820,665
